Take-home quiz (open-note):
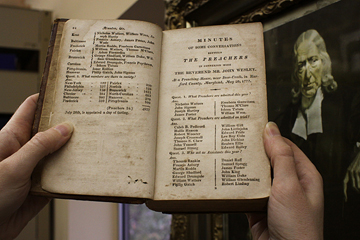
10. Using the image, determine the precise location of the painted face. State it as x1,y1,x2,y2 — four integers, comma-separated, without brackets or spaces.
296,41,323,99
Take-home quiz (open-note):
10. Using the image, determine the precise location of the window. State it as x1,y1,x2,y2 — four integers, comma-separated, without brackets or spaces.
119,204,172,240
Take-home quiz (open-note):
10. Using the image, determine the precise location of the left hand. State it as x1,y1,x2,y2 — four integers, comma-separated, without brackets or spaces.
0,94,73,239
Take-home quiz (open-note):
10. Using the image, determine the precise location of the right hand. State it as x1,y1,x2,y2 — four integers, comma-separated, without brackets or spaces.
246,122,324,240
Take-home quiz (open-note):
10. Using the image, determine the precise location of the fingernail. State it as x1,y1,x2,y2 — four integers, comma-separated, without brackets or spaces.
54,122,74,137
265,122,280,137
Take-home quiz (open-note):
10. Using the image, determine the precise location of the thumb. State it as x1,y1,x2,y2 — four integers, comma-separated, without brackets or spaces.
263,122,298,183
4,122,74,178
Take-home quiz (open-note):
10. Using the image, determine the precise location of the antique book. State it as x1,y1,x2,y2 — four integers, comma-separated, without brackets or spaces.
31,19,271,213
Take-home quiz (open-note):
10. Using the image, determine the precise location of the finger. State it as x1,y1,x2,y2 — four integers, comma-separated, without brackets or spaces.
0,196,50,238
2,94,38,143
350,168,356,191
354,154,360,191
344,173,349,202
246,212,267,228
263,122,298,183
0,94,39,160
245,213,269,239
2,122,74,181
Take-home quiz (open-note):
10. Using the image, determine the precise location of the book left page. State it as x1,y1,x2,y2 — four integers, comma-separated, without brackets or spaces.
38,19,162,199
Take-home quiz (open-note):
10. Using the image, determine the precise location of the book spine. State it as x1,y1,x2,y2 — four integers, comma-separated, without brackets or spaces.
32,20,64,135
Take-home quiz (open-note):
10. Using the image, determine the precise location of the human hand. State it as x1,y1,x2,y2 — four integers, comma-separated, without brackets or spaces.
246,122,324,240
344,148,360,201
0,94,73,239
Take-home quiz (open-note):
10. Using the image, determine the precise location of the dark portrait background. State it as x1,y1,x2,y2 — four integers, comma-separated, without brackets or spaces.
264,0,360,239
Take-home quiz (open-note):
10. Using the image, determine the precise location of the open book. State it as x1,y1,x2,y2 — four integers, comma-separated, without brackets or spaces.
31,19,270,213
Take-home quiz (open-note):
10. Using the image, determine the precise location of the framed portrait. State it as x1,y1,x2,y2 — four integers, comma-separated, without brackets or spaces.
264,1,360,239
166,0,360,239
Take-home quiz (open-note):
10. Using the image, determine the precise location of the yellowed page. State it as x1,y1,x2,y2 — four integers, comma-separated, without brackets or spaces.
154,23,270,200
40,19,162,199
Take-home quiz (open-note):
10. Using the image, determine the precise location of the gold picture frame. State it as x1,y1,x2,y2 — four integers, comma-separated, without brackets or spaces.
164,0,306,30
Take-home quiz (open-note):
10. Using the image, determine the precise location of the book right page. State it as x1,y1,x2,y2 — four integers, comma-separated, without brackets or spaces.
154,23,270,201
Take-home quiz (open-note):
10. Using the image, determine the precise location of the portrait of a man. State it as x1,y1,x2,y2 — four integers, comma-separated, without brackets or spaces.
264,1,360,238
290,29,337,141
